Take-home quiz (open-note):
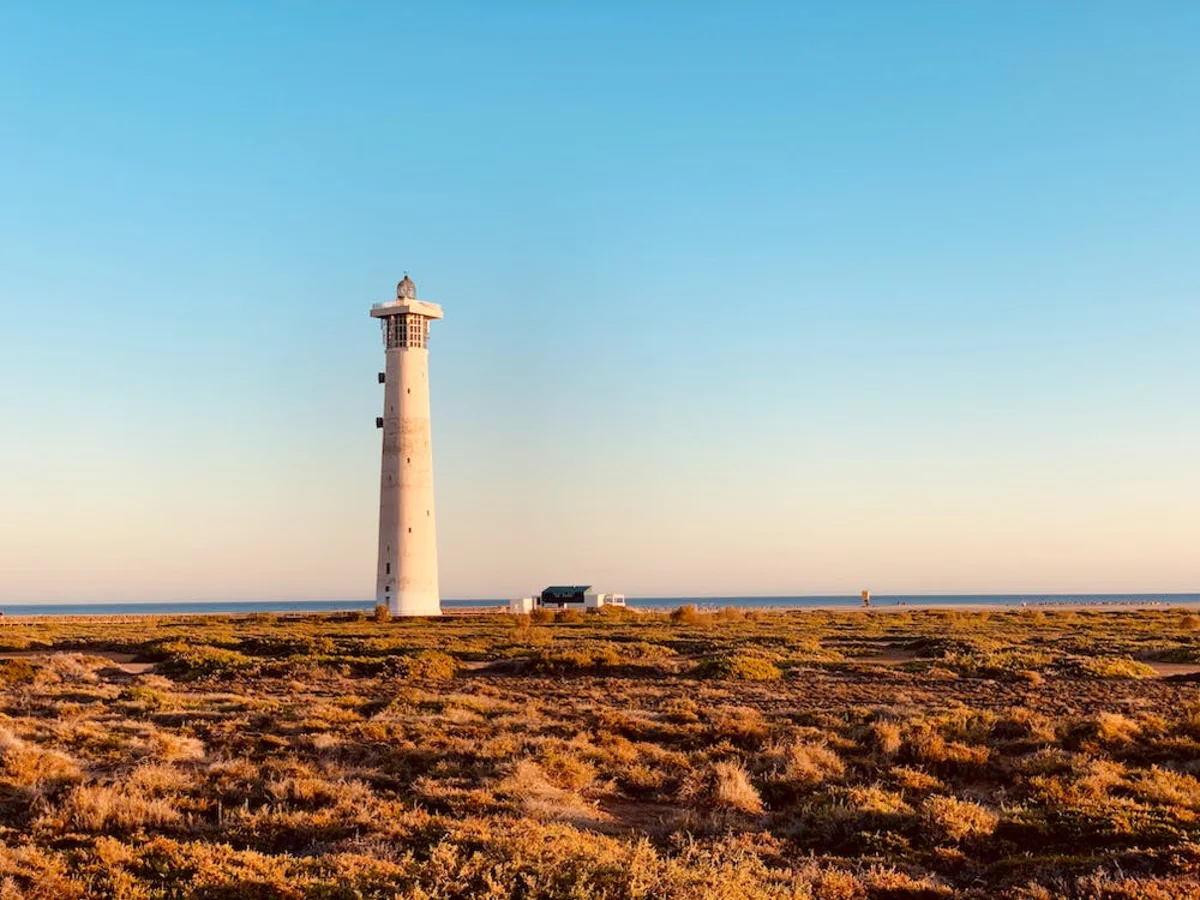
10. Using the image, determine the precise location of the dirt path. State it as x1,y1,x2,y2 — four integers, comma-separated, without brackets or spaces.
0,649,158,675
848,650,919,666
1144,661,1200,679
845,651,1200,680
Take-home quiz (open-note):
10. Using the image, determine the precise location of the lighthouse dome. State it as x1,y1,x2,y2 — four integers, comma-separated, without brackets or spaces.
396,275,417,300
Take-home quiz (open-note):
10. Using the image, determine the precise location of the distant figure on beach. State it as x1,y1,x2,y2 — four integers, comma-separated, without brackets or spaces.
862,590,871,609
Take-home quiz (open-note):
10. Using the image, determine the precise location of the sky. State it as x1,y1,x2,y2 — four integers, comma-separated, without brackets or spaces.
1,2,1198,604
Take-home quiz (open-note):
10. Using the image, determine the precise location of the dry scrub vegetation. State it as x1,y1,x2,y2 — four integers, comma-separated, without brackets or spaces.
2,605,1200,898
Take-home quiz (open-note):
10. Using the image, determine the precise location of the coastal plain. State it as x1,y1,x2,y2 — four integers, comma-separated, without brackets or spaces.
3,606,1200,898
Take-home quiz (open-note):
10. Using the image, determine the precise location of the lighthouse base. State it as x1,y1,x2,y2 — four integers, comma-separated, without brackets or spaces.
386,591,442,617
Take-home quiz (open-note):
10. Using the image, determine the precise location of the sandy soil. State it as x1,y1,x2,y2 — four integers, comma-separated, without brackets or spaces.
1144,661,1200,679
843,648,1200,680
0,649,158,674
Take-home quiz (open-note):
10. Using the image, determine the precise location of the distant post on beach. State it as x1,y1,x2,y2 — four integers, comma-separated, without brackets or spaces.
862,590,871,609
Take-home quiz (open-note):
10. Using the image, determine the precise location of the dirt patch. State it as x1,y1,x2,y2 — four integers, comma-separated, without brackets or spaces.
852,650,919,666
0,650,158,675
598,799,687,835
1145,661,1200,679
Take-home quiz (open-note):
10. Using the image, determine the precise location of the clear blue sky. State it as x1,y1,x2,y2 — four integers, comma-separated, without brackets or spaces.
2,2,1197,603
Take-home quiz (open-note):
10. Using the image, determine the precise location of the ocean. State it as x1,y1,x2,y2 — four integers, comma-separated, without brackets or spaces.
2,594,1198,617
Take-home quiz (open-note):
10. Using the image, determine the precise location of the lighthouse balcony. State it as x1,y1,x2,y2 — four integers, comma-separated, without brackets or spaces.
370,299,444,320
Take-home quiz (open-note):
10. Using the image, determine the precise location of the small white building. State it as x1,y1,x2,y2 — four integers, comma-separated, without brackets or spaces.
586,591,626,609
508,596,536,614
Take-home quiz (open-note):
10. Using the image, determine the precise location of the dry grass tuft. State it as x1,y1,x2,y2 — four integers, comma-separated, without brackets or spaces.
536,745,596,791
60,784,182,832
710,761,764,815
849,784,912,816
921,795,999,843
892,766,945,792
906,726,990,766
1092,712,1142,744
781,741,845,784
127,763,194,795
148,731,206,762
499,760,609,827
0,728,81,788
1129,766,1200,811
869,721,903,756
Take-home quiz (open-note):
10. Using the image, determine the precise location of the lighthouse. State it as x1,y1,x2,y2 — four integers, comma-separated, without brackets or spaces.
370,274,443,616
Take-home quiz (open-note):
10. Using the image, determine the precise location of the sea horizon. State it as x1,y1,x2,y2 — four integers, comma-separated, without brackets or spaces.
3,592,1199,617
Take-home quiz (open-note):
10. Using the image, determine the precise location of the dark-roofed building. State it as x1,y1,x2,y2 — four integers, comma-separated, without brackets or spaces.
535,585,626,610
540,585,591,607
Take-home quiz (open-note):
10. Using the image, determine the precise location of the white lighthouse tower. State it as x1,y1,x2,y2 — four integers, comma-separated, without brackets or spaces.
370,274,443,616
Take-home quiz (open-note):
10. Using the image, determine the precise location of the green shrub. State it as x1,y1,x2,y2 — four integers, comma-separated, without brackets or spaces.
158,645,253,680
373,604,391,623
0,659,37,687
670,604,706,625
938,649,1053,679
533,645,621,672
118,685,168,710
1151,646,1200,663
385,650,458,681
692,653,781,681
535,745,596,791
531,641,673,673
661,697,700,723
1072,656,1156,678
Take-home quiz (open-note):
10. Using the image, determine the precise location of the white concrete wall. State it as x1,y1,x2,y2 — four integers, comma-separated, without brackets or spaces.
583,592,627,608
376,339,440,616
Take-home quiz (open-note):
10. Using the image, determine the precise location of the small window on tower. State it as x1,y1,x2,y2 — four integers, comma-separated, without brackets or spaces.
385,563,390,574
